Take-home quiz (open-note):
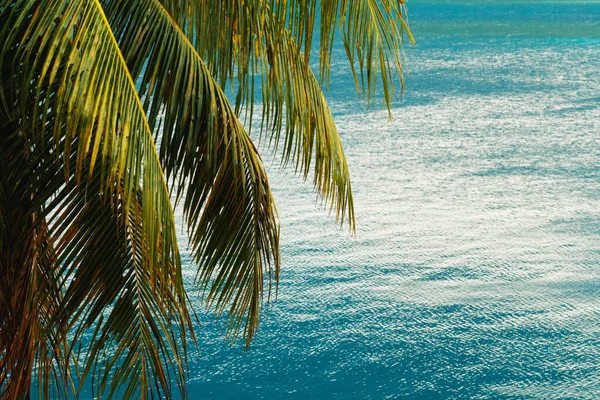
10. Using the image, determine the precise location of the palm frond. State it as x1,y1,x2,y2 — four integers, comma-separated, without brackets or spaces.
46,172,189,399
287,0,415,108
0,0,180,277
1,0,414,397
158,0,412,228
102,0,280,345
168,0,414,106
0,0,190,397
0,123,69,399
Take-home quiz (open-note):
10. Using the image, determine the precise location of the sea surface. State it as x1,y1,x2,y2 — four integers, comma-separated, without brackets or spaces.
184,1,600,399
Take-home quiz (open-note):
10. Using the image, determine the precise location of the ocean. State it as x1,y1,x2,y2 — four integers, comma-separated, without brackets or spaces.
182,1,600,399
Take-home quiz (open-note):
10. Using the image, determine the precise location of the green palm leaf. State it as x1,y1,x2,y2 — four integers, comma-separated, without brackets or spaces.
1,0,190,397
102,0,280,345
0,0,413,398
157,0,413,229
161,0,357,227
0,124,68,399
48,173,189,399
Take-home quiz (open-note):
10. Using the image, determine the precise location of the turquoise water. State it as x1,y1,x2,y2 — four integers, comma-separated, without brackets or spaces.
182,2,600,399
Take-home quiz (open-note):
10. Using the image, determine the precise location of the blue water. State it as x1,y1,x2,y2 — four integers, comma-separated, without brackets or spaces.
182,2,600,399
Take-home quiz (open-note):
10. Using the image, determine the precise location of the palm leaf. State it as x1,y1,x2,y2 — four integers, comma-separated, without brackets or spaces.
102,0,280,345
0,0,190,397
157,0,412,229
0,0,414,397
269,0,415,106
0,122,70,399
47,173,189,399
162,0,357,225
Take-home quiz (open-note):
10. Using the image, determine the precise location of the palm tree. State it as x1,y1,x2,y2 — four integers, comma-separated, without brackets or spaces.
0,0,414,398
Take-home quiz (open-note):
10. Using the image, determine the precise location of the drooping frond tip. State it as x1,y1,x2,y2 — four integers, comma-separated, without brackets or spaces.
173,0,414,232
103,0,281,346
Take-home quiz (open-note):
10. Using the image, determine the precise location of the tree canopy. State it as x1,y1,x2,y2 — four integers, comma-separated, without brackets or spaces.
0,0,413,398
